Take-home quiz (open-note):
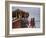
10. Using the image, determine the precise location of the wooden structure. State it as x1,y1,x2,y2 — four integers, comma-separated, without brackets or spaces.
12,9,29,28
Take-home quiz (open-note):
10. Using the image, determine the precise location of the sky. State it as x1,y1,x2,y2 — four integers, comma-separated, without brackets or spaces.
12,7,40,28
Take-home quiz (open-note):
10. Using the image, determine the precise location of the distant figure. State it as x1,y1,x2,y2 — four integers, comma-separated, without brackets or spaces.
30,18,35,28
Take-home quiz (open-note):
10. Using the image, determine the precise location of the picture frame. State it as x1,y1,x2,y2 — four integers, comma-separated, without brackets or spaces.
5,1,45,37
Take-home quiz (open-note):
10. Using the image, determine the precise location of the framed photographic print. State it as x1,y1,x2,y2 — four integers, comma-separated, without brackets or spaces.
5,1,45,37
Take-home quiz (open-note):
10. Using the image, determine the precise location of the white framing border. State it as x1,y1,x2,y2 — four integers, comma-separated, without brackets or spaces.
9,3,43,34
